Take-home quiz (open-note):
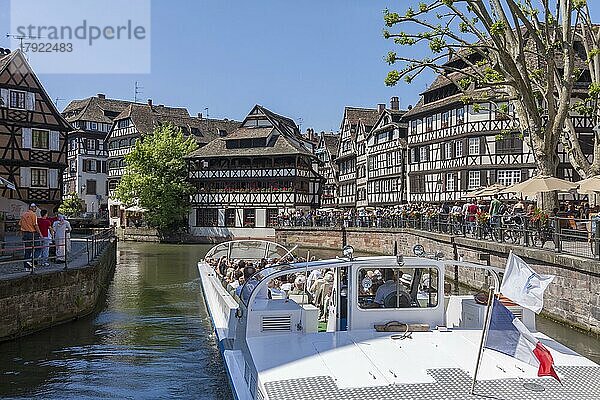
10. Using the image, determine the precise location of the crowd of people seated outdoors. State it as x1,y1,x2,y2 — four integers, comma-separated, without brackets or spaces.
205,255,336,323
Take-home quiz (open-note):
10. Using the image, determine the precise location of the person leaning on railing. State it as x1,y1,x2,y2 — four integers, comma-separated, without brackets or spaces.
588,207,600,255
19,203,42,270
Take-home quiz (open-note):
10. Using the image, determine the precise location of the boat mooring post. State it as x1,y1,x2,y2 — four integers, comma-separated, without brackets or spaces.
470,286,495,395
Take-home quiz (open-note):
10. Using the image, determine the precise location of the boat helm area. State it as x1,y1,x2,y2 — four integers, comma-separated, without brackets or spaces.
226,243,524,339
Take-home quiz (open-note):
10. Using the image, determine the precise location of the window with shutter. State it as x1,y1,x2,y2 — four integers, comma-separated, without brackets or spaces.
31,168,48,187
50,131,60,151
49,169,58,188
0,88,8,107
26,92,35,111
32,129,49,149
9,90,25,109
21,128,32,149
20,167,31,187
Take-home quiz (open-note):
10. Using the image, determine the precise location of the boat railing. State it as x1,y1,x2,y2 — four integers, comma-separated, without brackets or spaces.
202,264,239,340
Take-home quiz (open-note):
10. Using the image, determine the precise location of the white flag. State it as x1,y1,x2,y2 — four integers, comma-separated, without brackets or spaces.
500,252,555,314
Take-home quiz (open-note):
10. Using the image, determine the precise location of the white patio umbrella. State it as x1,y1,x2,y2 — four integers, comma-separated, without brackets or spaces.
475,183,507,198
462,187,486,199
577,175,600,193
500,175,576,196
125,205,147,213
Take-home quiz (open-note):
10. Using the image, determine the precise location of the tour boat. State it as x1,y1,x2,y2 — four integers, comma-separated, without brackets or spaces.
198,240,599,400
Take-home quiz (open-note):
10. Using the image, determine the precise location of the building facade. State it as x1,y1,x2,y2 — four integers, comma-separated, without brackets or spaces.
0,49,71,220
187,105,323,239
335,106,380,208
314,132,339,207
404,57,594,204
106,99,239,227
62,94,133,216
366,98,408,206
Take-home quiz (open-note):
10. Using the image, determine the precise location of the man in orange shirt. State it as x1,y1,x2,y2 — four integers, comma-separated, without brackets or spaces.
19,203,42,270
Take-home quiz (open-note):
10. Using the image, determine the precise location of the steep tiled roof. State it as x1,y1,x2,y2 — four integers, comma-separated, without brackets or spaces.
112,103,240,145
226,126,274,140
188,105,313,159
343,106,380,128
187,133,314,158
63,96,134,124
322,134,340,158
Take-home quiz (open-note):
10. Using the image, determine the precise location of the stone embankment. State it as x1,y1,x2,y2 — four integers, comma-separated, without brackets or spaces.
276,227,600,336
0,238,117,341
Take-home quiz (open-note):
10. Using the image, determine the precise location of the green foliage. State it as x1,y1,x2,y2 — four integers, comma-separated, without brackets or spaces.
114,124,198,236
58,192,83,217
573,0,587,10
429,37,446,53
385,70,401,86
490,21,507,36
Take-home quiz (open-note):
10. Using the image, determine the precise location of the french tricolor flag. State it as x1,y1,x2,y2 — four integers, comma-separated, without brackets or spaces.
484,298,561,383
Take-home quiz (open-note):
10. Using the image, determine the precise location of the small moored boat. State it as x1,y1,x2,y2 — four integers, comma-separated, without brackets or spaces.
198,240,599,400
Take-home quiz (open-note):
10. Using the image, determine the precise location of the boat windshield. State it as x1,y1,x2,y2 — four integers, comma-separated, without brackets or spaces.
239,259,347,306
204,240,293,262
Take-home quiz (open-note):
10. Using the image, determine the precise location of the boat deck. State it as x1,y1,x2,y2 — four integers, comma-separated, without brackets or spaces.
248,330,599,400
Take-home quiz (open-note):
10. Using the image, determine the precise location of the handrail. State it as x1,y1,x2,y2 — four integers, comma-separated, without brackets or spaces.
276,214,600,260
0,227,115,276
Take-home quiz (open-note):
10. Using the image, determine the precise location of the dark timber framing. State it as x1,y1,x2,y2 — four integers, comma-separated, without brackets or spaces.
0,49,71,218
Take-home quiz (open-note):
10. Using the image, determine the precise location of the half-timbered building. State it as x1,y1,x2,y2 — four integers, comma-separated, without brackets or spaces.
405,53,594,204
335,106,380,208
0,49,71,220
62,94,133,216
106,99,240,227
187,105,323,239
314,132,339,207
366,97,408,206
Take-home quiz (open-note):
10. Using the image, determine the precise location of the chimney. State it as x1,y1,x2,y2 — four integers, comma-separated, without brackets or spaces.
197,113,203,119
147,99,153,107
377,103,386,113
390,96,399,110
97,93,105,99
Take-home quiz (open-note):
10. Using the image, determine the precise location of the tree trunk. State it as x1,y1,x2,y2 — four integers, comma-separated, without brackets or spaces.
535,152,560,212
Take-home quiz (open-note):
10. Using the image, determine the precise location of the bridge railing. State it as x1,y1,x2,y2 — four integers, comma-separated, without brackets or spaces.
0,227,116,276
276,214,600,260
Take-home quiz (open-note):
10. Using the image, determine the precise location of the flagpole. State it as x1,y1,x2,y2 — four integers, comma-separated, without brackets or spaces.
470,286,496,395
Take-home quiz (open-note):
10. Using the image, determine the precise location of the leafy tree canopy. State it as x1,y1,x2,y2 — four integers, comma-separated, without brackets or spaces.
58,192,83,217
114,124,198,236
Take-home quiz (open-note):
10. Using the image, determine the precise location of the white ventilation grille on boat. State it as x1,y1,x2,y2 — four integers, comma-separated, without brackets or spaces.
507,306,523,320
261,315,292,332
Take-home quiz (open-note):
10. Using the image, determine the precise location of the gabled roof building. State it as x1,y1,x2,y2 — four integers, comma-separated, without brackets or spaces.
62,94,133,216
106,99,240,227
314,132,339,207
186,105,323,240
0,49,71,220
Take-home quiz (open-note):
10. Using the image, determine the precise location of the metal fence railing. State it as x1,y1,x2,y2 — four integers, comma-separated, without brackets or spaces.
276,214,600,260
0,227,115,277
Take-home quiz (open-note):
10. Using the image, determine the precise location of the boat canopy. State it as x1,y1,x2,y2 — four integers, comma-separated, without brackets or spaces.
204,240,294,262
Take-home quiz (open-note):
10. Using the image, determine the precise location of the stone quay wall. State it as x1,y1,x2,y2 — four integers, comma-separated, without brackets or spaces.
276,227,600,335
0,239,117,341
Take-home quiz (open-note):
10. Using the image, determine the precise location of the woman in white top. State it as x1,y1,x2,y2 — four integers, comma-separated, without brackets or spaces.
52,215,71,262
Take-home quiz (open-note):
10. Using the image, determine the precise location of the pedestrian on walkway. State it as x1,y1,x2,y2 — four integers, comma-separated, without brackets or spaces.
37,209,54,266
19,203,42,270
52,214,71,263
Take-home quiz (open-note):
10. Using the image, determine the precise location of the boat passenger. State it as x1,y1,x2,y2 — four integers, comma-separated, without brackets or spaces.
237,266,269,303
365,270,411,308
290,275,307,295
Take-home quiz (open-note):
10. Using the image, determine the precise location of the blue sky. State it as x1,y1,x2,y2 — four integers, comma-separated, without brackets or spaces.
1,1,599,132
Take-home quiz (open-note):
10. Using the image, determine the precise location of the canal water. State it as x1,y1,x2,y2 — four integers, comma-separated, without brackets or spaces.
0,242,598,400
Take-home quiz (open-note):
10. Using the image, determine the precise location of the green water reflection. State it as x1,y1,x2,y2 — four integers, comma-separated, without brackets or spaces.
0,242,231,400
